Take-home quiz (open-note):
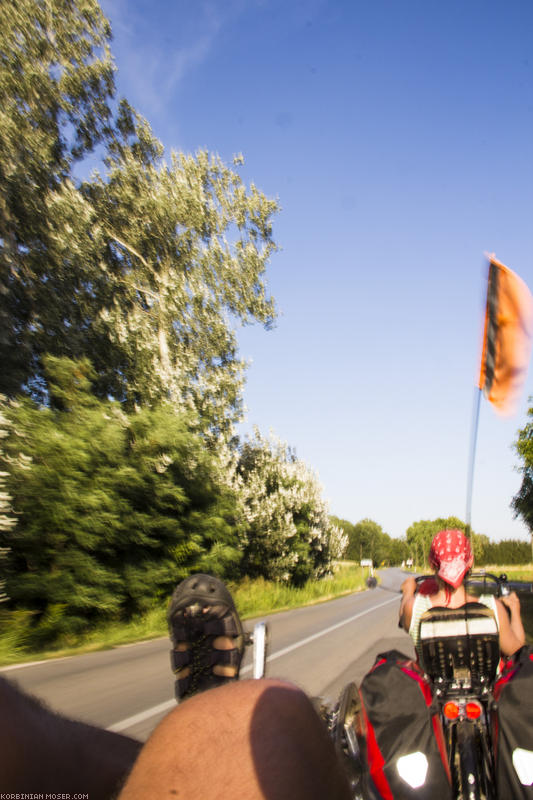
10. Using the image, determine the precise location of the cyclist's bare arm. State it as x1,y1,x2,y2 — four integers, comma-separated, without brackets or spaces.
399,576,417,631
496,592,526,656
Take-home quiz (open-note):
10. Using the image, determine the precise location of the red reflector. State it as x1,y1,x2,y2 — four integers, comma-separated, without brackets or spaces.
466,702,481,720
443,702,460,720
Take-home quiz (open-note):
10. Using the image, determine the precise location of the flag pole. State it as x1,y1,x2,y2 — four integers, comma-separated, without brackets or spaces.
465,386,482,538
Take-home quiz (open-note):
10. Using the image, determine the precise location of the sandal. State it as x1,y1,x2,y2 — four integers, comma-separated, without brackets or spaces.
168,573,244,701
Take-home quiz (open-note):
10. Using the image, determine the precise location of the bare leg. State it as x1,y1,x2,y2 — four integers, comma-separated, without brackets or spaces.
1,675,350,799
0,676,141,798
120,678,351,800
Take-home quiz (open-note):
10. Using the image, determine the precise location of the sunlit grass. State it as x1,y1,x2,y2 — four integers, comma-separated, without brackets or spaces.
480,564,533,583
230,564,367,618
0,564,367,666
0,605,169,666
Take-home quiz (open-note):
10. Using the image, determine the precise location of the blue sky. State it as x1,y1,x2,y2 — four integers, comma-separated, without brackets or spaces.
100,0,533,543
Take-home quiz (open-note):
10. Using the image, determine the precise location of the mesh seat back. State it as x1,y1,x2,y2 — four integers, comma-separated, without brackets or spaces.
418,602,500,687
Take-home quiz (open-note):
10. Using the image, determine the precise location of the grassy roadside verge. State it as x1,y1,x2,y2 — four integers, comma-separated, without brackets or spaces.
230,564,368,618
0,564,368,667
480,564,533,583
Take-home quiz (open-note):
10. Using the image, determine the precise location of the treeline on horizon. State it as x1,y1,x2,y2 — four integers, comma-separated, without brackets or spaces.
333,516,532,569
1,0,532,654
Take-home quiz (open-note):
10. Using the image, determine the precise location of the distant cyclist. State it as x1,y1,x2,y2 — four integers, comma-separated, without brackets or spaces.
399,528,525,658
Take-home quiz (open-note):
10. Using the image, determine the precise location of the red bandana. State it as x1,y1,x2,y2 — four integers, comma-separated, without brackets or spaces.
428,529,473,589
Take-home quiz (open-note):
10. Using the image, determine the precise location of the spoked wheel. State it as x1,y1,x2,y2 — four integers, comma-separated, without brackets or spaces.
334,682,368,800
455,720,495,800
477,723,497,800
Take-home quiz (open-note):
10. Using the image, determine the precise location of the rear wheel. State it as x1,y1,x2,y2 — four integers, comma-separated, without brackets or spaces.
456,720,495,800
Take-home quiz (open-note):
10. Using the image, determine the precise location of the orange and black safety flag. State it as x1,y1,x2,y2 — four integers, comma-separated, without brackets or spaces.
478,255,533,415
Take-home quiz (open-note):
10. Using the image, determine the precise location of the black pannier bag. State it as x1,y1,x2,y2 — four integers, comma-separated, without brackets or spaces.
357,650,452,800
493,645,533,799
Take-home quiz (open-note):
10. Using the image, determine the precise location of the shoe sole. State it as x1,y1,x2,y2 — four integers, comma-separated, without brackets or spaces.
168,574,244,701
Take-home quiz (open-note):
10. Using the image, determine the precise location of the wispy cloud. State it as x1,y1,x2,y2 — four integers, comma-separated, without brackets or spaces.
101,0,234,116
100,0,329,127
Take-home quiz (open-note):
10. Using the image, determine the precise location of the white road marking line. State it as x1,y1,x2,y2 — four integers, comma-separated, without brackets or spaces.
0,656,72,672
261,596,398,664
116,637,167,648
108,699,177,732
106,595,398,733
0,638,169,672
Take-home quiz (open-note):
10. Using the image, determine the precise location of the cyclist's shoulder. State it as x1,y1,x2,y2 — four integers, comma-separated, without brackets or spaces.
417,577,438,596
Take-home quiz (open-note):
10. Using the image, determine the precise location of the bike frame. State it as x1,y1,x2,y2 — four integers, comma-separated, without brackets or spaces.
416,571,508,800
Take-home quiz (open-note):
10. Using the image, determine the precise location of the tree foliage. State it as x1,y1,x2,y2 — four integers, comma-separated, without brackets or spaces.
0,400,16,603
235,430,347,584
513,404,533,539
83,105,278,430
331,517,356,559
386,535,409,566
1,2,279,436
404,516,530,568
1,362,351,646
0,0,350,653
405,516,466,567
1,359,241,645
0,0,115,395
334,516,406,566
478,539,531,566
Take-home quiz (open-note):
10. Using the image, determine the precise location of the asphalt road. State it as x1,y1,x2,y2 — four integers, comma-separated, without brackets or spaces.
1,568,414,742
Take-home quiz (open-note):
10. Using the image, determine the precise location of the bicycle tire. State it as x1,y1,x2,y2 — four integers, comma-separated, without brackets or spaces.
456,720,494,800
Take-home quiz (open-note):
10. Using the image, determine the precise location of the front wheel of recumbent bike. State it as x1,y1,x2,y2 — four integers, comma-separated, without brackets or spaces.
333,681,371,800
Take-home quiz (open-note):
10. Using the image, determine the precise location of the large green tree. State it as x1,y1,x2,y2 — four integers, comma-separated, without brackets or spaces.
0,0,115,395
405,516,467,567
342,518,384,565
1,3,279,437
386,535,409,566
330,516,407,566
82,105,278,430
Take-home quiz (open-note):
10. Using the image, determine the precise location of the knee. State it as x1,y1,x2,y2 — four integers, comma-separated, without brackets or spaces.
148,678,320,765
121,679,350,800
160,677,307,735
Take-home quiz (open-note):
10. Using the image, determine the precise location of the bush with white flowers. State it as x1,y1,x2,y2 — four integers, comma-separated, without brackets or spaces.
234,429,347,584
